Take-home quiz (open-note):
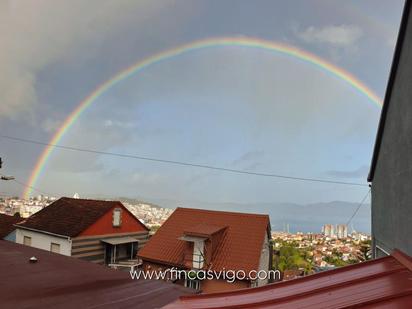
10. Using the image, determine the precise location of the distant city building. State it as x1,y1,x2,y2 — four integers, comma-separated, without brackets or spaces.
322,224,335,237
336,224,348,239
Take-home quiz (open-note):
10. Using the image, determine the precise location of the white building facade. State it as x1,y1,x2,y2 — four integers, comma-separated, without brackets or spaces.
15,227,72,256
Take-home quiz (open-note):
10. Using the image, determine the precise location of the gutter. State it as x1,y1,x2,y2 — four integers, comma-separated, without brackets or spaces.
14,224,71,240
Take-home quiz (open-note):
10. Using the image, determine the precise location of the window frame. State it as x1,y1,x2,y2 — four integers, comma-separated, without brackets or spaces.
23,236,32,246
50,242,61,253
112,207,122,227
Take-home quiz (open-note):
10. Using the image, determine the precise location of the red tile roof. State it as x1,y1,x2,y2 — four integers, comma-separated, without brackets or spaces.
0,240,192,308
0,213,22,238
165,249,412,308
15,197,146,237
138,207,270,274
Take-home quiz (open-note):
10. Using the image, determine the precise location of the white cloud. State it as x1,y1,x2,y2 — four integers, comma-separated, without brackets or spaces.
0,0,171,119
298,24,363,47
104,119,137,129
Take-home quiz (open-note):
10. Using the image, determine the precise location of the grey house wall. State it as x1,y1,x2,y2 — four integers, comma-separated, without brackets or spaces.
371,4,412,258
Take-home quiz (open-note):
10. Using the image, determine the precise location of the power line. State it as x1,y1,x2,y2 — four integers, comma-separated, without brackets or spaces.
2,174,373,229
1,175,96,212
1,134,368,187
12,178,51,196
346,188,371,226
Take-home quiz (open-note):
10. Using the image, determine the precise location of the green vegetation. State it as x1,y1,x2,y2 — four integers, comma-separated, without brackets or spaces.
273,239,313,274
357,240,372,262
272,237,371,274
323,249,355,267
150,225,161,233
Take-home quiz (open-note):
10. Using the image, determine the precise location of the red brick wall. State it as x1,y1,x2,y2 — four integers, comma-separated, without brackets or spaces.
79,205,148,236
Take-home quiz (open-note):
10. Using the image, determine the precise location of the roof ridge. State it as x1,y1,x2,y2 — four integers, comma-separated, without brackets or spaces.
258,266,405,306
61,196,121,203
175,207,269,218
392,248,412,272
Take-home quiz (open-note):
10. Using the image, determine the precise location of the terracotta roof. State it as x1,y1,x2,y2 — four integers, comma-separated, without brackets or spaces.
0,240,192,308
15,197,134,237
138,207,270,273
0,213,22,238
165,249,412,308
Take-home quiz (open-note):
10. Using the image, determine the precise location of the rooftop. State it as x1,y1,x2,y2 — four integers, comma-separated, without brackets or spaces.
165,249,412,308
138,207,270,273
0,240,191,308
15,197,148,237
0,213,22,238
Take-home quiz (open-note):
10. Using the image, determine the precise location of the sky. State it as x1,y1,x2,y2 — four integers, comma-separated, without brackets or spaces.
0,1,405,214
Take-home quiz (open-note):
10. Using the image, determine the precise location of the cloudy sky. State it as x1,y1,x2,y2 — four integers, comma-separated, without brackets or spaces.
0,0,404,208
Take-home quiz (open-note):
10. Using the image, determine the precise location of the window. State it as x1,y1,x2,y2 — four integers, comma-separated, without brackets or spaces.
23,236,31,246
185,278,200,290
112,208,122,227
50,243,60,253
126,241,139,259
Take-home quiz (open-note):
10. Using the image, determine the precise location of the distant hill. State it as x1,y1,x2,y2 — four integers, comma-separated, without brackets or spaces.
116,197,162,209
135,197,371,234
73,194,163,209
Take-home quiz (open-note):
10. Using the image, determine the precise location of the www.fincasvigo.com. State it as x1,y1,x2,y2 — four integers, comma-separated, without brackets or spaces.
130,268,281,283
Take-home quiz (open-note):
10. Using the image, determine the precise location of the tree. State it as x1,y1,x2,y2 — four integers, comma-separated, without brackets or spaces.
274,245,311,273
357,240,372,262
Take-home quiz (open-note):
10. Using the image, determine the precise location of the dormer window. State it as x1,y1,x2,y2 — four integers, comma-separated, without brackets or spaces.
179,224,227,270
112,208,122,227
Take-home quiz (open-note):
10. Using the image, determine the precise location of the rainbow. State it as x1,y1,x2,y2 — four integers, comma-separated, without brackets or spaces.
24,36,383,198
